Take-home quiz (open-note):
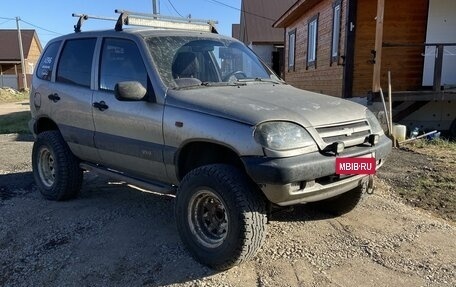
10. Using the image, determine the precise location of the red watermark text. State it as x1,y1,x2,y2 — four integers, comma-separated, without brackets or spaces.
335,157,376,175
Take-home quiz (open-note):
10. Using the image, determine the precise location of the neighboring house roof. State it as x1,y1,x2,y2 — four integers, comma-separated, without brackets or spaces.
239,0,297,44
273,0,321,28
0,29,42,61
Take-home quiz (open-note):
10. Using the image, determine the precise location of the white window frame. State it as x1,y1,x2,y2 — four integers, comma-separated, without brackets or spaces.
288,29,296,71
331,0,342,64
307,14,319,68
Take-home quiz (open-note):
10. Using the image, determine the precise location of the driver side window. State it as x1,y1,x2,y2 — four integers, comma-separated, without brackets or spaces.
99,38,148,92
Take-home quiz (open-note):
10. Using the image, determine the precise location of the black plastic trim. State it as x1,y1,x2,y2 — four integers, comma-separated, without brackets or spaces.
242,135,392,184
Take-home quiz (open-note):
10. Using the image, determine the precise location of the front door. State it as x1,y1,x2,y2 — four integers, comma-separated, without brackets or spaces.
351,0,376,97
92,37,167,182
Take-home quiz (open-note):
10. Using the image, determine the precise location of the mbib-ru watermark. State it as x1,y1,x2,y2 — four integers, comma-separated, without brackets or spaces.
335,157,376,175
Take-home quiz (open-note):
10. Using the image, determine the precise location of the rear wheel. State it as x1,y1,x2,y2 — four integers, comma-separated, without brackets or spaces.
175,164,267,270
32,131,83,201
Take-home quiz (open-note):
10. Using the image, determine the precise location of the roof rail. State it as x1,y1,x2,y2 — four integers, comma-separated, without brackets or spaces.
72,10,218,33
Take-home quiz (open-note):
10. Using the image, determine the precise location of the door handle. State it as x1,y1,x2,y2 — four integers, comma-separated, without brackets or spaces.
48,93,60,103
92,101,109,111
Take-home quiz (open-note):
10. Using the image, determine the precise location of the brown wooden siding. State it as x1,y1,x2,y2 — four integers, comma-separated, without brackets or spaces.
284,0,346,97
352,0,428,97
352,0,376,97
381,0,428,91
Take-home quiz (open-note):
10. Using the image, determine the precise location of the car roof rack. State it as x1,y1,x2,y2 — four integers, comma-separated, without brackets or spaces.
72,9,218,34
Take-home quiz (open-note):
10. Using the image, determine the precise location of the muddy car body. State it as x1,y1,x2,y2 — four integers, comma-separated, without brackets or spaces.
30,27,391,270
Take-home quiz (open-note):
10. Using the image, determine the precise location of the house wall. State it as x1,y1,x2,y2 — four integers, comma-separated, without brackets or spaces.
1,64,20,75
422,0,456,86
26,36,42,74
250,44,275,68
283,0,346,97
0,75,18,89
352,0,428,96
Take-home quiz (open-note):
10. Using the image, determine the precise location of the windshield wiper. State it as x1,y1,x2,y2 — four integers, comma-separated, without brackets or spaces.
201,81,246,87
173,81,246,90
237,78,282,84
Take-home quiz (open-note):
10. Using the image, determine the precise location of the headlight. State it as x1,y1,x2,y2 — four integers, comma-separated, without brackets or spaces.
366,109,384,135
254,122,316,151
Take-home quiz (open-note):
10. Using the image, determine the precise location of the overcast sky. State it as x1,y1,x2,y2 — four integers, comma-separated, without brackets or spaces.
0,0,241,47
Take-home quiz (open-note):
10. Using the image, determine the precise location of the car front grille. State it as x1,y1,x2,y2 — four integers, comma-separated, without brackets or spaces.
316,121,371,147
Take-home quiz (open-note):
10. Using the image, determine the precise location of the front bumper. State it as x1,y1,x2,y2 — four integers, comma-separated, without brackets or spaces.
241,135,391,206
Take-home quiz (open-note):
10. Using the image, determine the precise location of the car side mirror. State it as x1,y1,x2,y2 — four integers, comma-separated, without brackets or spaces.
114,81,147,101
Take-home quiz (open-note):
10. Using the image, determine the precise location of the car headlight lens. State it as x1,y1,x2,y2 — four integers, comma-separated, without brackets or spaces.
366,109,384,135
254,122,315,151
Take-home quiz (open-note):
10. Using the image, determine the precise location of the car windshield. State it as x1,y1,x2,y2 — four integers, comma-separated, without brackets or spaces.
145,35,279,89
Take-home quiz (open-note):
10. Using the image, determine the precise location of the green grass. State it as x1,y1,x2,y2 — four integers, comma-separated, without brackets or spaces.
0,111,31,134
411,138,456,150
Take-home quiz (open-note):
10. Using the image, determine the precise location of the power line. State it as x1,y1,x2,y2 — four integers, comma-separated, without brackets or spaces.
0,16,14,21
19,19,62,35
167,0,184,17
206,0,275,21
0,19,12,26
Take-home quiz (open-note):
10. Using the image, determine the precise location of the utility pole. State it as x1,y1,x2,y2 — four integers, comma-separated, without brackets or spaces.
16,17,27,90
152,0,160,15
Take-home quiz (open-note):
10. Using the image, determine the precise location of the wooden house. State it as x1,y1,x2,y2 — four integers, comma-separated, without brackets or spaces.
274,0,456,135
0,29,42,90
232,0,296,77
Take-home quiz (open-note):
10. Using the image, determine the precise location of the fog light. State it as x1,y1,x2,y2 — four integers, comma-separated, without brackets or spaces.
368,134,379,145
332,141,345,154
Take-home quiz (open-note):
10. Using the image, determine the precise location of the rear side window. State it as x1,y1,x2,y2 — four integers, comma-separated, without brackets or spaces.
36,41,61,81
99,38,148,91
56,38,96,88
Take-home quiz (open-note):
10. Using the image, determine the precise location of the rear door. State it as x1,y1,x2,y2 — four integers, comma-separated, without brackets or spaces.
49,38,100,162
92,37,167,182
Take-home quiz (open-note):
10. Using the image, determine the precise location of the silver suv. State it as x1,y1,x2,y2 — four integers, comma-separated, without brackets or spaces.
30,21,391,270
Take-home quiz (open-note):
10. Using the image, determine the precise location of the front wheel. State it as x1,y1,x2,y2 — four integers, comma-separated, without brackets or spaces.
32,131,83,201
175,164,267,270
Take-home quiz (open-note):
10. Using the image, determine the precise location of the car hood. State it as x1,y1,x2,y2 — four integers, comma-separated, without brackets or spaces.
165,83,366,128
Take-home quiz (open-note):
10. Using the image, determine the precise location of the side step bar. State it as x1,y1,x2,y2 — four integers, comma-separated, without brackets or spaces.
80,163,176,195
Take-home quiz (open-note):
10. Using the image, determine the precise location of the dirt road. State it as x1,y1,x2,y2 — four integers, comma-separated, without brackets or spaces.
0,101,29,116
0,134,455,287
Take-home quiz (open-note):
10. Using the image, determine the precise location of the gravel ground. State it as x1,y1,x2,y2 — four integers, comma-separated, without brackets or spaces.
1,133,455,287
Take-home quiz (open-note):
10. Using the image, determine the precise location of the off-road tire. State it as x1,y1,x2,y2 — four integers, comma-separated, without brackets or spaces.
32,130,83,201
175,164,267,270
312,185,365,216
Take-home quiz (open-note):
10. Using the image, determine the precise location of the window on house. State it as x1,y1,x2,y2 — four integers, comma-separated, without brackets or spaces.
331,0,342,64
307,15,319,68
288,29,296,71
56,38,96,88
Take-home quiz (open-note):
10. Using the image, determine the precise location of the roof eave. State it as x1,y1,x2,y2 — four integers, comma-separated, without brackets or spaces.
273,0,322,28
32,31,43,52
